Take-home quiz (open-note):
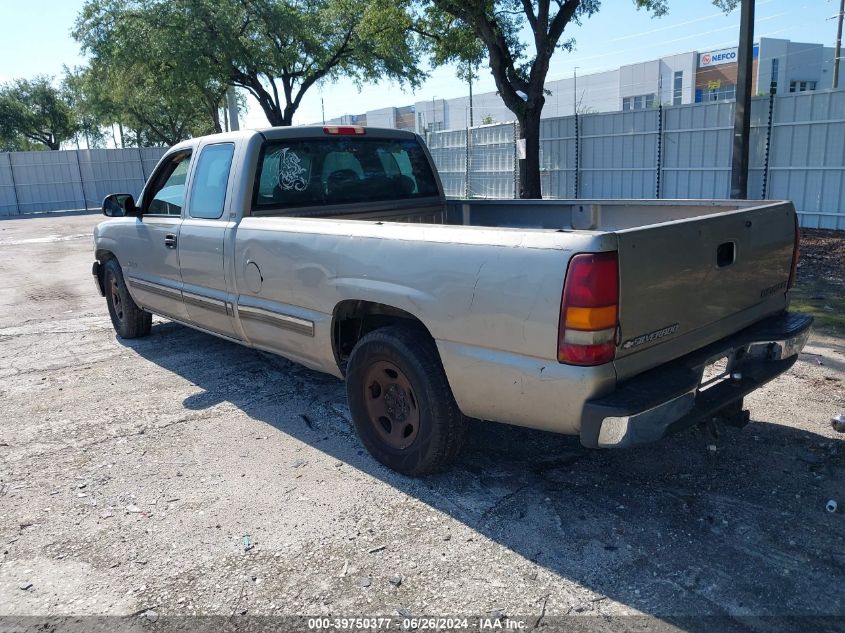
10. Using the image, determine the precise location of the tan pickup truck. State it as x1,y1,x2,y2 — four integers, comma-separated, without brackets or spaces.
92,126,812,475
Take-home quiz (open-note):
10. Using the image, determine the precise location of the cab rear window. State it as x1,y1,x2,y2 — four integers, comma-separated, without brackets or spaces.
252,137,439,213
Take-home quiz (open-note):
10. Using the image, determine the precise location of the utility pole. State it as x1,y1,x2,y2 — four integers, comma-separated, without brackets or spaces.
573,67,578,115
834,0,844,89
321,97,326,125
226,87,240,131
730,0,754,200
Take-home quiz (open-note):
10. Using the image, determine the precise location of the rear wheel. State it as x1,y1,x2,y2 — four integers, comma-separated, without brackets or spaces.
345,325,466,476
103,259,152,339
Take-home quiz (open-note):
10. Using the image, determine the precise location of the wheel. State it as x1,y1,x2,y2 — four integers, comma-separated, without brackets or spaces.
345,325,466,476
103,258,152,339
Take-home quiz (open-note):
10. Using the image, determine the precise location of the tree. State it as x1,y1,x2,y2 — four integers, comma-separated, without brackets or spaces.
425,0,738,198
76,0,425,129
0,76,79,150
62,67,109,149
74,1,230,145
84,59,222,146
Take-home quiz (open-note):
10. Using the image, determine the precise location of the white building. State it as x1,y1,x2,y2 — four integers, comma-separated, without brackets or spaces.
323,38,835,133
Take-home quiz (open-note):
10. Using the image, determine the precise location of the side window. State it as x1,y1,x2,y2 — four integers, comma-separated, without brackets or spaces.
145,151,192,215
189,143,235,219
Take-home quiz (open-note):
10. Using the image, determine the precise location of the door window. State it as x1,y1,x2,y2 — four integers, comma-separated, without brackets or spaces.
189,143,235,219
145,151,193,215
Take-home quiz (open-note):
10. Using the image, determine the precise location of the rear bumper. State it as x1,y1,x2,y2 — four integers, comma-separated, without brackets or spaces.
581,311,813,448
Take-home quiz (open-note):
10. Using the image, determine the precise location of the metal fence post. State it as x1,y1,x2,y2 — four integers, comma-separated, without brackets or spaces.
655,104,663,199
761,89,776,200
465,127,471,199
5,153,21,215
74,149,88,211
513,121,519,199
574,113,580,199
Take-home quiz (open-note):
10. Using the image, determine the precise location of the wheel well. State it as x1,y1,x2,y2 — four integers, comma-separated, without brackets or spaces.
332,300,433,373
94,250,116,294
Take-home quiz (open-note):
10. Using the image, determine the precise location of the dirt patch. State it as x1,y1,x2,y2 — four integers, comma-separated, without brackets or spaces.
793,229,845,333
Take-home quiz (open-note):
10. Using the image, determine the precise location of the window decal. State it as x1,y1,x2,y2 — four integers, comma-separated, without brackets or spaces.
277,148,310,191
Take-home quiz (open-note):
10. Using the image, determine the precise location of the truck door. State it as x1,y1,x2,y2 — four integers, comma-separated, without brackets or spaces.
122,150,191,322
178,142,240,339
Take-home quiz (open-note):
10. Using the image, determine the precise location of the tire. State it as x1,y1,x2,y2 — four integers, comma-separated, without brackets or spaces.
103,258,152,339
345,325,466,476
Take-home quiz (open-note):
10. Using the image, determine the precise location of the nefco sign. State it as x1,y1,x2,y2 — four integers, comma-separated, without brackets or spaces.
699,47,738,68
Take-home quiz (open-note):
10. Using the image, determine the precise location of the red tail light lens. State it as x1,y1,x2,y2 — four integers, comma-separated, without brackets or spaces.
558,251,619,366
323,125,366,135
787,213,800,290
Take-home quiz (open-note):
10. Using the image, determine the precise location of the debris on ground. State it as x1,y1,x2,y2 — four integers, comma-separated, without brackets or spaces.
243,535,254,552
826,500,838,514
832,415,845,433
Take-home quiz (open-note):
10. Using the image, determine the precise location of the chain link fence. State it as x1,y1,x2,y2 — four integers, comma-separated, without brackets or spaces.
427,123,519,199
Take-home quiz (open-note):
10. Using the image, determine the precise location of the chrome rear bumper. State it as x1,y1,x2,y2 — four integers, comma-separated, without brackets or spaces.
581,311,813,448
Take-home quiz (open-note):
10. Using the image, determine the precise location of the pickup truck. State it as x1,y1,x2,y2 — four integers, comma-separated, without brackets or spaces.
93,125,812,475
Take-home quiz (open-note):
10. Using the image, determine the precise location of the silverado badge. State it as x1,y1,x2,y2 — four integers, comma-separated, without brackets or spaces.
622,323,680,350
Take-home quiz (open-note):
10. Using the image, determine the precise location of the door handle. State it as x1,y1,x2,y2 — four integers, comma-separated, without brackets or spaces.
164,233,177,249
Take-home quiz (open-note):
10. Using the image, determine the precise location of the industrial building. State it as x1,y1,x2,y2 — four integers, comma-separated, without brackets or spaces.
323,37,836,133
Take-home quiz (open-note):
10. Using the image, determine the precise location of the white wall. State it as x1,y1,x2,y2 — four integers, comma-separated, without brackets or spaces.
366,107,397,128
758,38,833,93
657,53,696,105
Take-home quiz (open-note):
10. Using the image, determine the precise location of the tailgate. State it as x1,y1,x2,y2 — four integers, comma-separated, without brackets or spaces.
614,202,796,379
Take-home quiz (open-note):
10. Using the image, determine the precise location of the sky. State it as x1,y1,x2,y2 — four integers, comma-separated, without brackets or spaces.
0,0,841,131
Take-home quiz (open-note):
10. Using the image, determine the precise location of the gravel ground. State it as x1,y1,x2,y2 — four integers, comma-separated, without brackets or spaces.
0,213,843,630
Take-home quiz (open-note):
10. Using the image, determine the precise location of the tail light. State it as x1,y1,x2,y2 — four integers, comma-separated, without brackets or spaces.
787,213,800,290
323,125,365,135
558,251,619,366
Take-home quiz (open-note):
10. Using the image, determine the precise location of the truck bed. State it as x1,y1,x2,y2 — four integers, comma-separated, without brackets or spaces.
319,198,776,232
319,198,797,381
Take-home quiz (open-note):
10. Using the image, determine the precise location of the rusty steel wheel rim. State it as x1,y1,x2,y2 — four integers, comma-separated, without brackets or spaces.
362,360,420,450
110,276,124,323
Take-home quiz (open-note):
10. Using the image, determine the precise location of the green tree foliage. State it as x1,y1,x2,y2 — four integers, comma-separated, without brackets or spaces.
423,0,739,198
76,0,424,129
0,76,79,151
74,1,228,146
62,67,110,148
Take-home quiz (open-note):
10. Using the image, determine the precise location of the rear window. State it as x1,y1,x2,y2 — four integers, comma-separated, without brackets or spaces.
253,137,439,212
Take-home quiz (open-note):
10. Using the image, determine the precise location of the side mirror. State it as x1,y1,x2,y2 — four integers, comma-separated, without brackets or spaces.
102,193,137,217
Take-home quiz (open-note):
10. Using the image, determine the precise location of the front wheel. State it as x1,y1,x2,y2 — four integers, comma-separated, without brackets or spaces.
345,325,466,476
103,259,152,339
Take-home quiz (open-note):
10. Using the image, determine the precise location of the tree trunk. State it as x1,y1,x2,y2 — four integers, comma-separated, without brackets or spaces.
212,104,223,134
518,108,543,199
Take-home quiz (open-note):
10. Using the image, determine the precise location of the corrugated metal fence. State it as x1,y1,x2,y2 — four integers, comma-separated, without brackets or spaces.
0,147,167,216
428,89,845,230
